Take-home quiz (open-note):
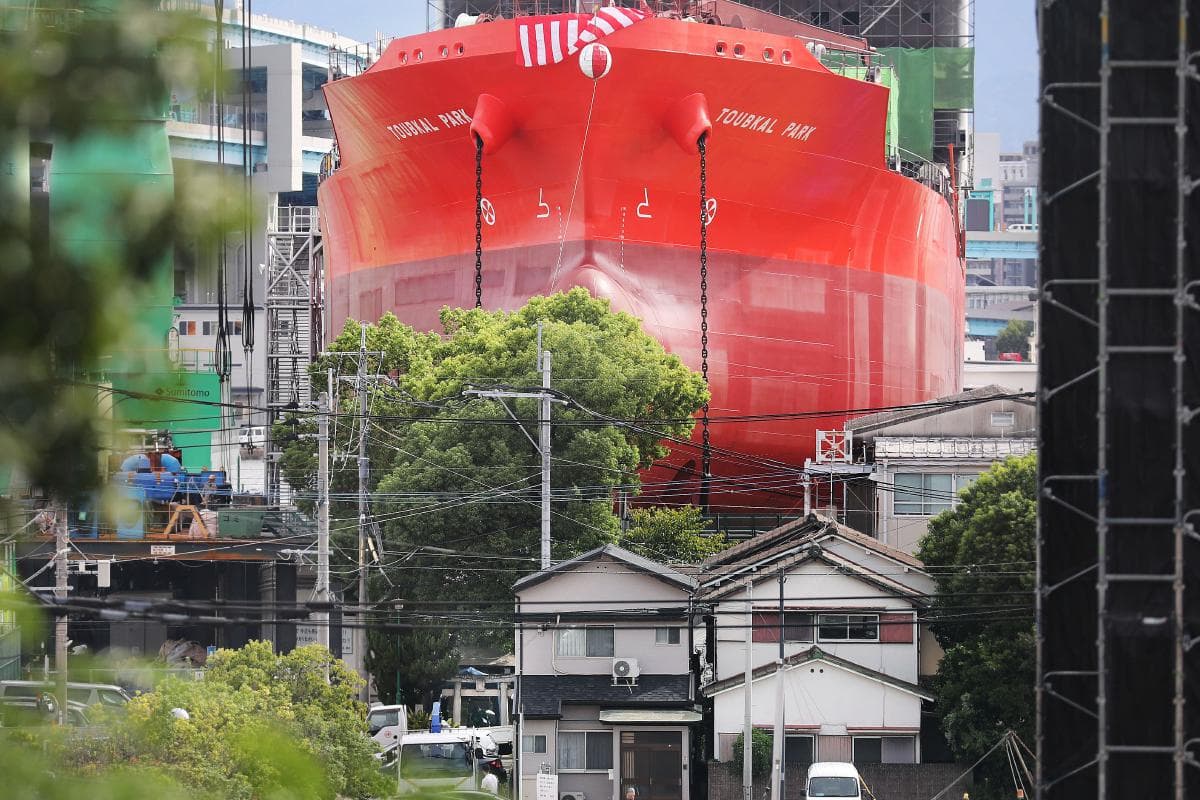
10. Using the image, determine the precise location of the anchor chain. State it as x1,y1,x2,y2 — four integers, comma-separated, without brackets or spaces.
698,133,711,510
474,134,484,309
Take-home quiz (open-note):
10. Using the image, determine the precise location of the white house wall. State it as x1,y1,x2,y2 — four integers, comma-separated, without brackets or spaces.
516,557,691,676
710,666,923,745
711,562,920,684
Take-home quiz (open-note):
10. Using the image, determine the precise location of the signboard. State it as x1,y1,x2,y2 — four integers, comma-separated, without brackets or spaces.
113,371,222,468
296,624,320,647
149,544,176,556
536,772,559,800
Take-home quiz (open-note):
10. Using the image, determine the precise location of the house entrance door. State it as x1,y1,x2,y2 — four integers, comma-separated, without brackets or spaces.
620,731,683,800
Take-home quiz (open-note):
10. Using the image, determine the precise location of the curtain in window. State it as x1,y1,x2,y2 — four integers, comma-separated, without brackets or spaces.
557,629,586,657
586,732,613,769
558,732,585,769
586,627,614,657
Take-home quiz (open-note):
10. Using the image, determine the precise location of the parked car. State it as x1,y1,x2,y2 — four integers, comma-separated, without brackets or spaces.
0,696,93,728
0,680,130,709
805,762,864,799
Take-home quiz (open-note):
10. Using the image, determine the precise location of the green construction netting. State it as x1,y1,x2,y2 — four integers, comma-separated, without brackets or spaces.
878,47,975,160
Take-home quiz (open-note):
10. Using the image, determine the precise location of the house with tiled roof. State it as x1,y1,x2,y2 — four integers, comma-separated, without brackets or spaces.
696,515,939,772
513,544,701,800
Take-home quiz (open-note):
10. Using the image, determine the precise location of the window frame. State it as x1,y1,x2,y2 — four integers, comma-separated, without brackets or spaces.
557,730,613,772
522,734,547,754
555,625,616,658
654,626,681,645
893,472,981,516
816,613,880,643
784,733,815,764
852,736,882,764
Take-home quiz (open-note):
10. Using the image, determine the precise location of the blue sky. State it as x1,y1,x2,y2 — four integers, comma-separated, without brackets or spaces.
256,0,1037,150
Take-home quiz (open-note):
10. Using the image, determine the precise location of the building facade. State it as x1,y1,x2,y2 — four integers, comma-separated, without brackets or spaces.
514,546,700,800
698,517,936,769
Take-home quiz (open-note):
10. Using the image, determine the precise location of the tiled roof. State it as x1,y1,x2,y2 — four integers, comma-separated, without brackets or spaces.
698,515,923,583
519,674,693,719
513,544,698,592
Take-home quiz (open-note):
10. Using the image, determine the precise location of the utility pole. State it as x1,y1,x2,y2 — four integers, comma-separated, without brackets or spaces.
539,347,552,569
54,509,68,726
356,324,370,700
464,331,563,570
743,578,753,800
771,569,786,800
316,373,331,651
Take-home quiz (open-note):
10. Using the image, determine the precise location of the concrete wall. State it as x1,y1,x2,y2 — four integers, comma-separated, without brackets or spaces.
712,563,920,684
517,557,692,676
706,761,969,800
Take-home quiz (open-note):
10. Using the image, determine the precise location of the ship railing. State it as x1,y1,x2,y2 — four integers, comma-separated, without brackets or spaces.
328,37,396,80
892,146,955,204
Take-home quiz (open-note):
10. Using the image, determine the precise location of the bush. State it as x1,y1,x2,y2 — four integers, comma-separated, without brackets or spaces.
730,729,773,778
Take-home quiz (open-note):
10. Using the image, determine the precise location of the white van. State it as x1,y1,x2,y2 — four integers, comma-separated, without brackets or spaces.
239,426,266,449
805,762,863,798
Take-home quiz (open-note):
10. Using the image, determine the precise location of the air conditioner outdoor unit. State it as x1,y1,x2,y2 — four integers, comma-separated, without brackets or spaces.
561,793,586,800
612,657,640,682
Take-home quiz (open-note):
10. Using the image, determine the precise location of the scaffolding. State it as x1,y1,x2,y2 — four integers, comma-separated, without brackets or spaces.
1037,1,1195,798
264,205,323,505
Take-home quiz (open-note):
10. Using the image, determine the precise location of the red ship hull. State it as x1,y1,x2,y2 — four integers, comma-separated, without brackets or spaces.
319,16,965,510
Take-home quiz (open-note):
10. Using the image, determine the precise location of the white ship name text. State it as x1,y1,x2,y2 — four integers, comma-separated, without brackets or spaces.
716,107,816,142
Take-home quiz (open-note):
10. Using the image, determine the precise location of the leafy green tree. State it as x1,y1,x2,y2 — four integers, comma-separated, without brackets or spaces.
282,290,708,701
917,453,1035,797
993,319,1034,359
83,642,388,800
0,2,228,502
618,506,728,563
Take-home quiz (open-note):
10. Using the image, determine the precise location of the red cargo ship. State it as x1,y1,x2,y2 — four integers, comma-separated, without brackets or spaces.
318,3,965,510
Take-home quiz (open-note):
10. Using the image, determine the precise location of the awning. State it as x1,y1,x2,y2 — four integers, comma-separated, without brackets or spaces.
598,710,702,724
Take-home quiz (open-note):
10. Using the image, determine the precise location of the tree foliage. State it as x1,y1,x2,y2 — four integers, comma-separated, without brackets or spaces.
993,319,1034,359
618,506,728,563
917,453,1035,797
83,642,387,800
0,1,233,502
282,290,708,702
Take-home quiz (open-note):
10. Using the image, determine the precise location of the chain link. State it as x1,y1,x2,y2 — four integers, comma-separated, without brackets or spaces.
474,134,484,309
698,133,711,508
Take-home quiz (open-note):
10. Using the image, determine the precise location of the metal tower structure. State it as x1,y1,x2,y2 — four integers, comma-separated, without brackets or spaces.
264,205,324,505
1038,2,1197,798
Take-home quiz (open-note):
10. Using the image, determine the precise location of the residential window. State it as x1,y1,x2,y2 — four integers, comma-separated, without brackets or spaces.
893,472,953,516
522,735,547,754
556,626,615,658
852,737,882,764
785,734,815,764
655,627,681,645
784,611,814,642
558,731,612,771
894,472,979,516
990,411,1015,428
817,613,879,642
853,736,916,764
